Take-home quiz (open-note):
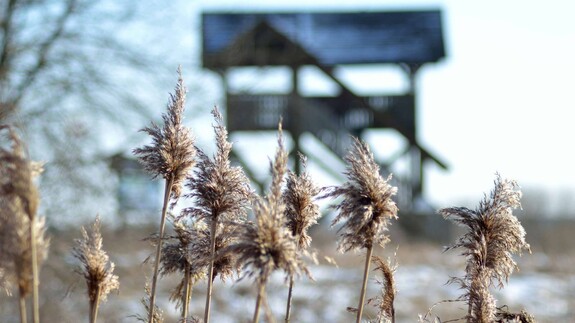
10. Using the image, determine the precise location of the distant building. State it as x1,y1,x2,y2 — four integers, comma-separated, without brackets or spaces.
201,10,448,212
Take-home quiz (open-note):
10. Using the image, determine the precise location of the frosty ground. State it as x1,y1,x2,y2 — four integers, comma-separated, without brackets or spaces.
0,226,572,323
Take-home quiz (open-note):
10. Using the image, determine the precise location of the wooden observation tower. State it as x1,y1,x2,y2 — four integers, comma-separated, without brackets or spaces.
201,10,448,212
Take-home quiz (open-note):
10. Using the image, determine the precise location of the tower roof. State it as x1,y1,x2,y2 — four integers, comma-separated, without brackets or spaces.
202,10,446,68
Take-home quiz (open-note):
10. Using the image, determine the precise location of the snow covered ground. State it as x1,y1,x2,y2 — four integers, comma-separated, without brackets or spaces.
1,231,572,323
197,264,574,323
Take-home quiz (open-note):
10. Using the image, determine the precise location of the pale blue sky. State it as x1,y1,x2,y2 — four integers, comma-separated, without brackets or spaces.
187,0,575,212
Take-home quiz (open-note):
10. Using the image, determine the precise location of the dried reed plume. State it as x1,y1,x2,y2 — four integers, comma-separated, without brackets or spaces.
0,267,8,296
0,125,47,323
282,154,321,322
368,256,397,323
133,282,165,323
183,106,251,323
0,201,49,323
0,126,39,220
160,215,239,320
495,307,535,323
222,125,309,323
284,154,321,250
439,174,531,323
159,217,205,319
72,215,119,323
133,68,196,322
188,221,240,282
132,67,196,207
321,137,398,323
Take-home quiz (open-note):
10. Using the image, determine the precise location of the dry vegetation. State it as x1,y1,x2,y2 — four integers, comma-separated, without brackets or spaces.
0,72,540,323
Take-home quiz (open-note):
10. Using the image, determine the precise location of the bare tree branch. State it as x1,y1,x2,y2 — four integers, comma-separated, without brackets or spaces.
0,0,191,222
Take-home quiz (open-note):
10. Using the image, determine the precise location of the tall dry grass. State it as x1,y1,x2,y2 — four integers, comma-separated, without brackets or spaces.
133,282,165,323
0,125,48,323
321,136,399,323
435,174,534,323
182,106,252,323
133,67,196,322
282,154,321,322
158,216,205,319
72,215,119,323
0,70,539,323
368,255,397,323
220,125,310,323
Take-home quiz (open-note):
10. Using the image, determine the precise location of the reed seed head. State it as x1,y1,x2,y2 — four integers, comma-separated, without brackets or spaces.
184,106,252,225
227,210,305,285
439,173,530,322
321,137,398,252
190,221,240,282
159,217,208,310
133,68,196,208
283,154,321,249
368,255,397,323
269,121,287,205
222,127,308,285
0,125,48,297
0,125,40,221
0,267,9,296
161,216,240,284
72,215,119,304
0,198,49,297
495,307,536,323
160,218,200,276
134,281,165,323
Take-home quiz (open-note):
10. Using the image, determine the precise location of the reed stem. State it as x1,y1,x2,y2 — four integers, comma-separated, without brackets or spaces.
182,263,191,319
148,177,175,323
285,275,294,322
203,216,217,323
30,217,39,323
89,285,101,323
19,292,27,323
253,281,266,323
356,246,373,323
187,275,194,304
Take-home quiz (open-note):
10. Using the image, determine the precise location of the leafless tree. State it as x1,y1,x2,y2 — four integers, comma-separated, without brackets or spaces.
1,1,157,122
0,0,205,222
